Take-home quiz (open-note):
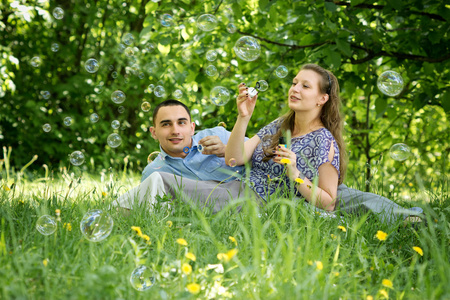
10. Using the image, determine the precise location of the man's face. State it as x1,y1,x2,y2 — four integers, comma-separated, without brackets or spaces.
150,105,195,158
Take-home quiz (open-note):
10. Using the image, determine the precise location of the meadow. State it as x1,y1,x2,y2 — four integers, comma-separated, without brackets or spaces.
1,165,449,300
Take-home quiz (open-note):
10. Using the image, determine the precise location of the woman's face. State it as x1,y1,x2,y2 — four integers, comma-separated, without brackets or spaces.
288,69,328,112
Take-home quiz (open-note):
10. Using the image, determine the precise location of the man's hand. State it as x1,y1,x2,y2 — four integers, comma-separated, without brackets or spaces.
198,136,226,157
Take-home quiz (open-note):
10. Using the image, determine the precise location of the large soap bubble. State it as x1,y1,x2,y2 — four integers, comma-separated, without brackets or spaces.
80,209,114,242
275,65,288,78
70,151,85,166
257,80,268,91
63,116,73,126
389,143,410,161
52,7,64,19
206,49,218,62
377,71,404,97
111,120,120,129
160,14,174,27
210,86,230,106
130,265,155,291
107,133,122,148
90,113,99,123
85,58,100,73
30,56,42,67
154,85,165,98
111,90,126,104
234,36,261,62
36,215,57,235
197,14,218,31
173,89,183,99
141,102,151,112
147,151,161,163
205,65,218,77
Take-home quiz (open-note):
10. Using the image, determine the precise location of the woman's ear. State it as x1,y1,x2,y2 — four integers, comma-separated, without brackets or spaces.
318,93,329,106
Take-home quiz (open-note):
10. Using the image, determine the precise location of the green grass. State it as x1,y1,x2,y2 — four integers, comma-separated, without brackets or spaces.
1,170,449,299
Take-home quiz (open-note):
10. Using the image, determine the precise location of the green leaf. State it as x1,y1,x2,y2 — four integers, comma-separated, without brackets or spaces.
350,0,365,6
324,2,337,12
335,39,353,57
232,3,242,20
145,2,158,14
375,97,387,117
441,90,450,113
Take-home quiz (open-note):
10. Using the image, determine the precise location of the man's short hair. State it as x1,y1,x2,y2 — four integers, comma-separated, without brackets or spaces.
152,99,191,124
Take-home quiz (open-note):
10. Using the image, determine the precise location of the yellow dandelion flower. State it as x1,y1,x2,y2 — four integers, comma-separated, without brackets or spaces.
63,223,72,231
2,185,11,191
186,283,201,294
307,260,313,265
382,279,393,289
141,234,150,241
217,249,238,262
280,158,291,165
229,236,237,246
131,226,143,237
367,296,374,300
333,272,339,276
43,258,49,267
315,261,323,271
331,234,337,239
166,220,173,228
176,238,188,246
102,191,107,197
185,252,196,261
295,178,304,184
182,263,192,275
379,289,389,299
337,225,347,232
412,246,423,256
375,230,388,241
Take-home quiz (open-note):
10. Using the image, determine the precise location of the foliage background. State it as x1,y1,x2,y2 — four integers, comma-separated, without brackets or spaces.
1,0,449,195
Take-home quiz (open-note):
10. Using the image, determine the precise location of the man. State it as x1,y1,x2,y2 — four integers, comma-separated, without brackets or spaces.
115,99,423,225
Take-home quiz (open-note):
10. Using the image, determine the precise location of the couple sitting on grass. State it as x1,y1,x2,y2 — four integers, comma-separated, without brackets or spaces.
114,63,423,226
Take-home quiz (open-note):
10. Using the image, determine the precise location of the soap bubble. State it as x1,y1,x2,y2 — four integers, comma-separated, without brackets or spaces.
173,89,183,99
147,151,160,163
125,47,136,57
275,65,288,78
85,58,99,73
234,36,261,62
118,106,125,113
197,144,204,153
80,209,114,242
141,102,151,112
154,85,165,97
94,84,104,94
197,14,218,31
389,143,410,161
210,86,230,106
206,49,218,62
146,61,158,73
145,42,156,53
30,56,42,67
130,265,155,291
90,113,99,123
147,84,154,93
70,151,85,166
181,49,193,61
218,121,226,128
122,33,135,45
111,90,126,104
42,123,51,132
377,71,404,97
107,133,122,148
51,43,59,52
36,215,57,235
248,87,257,98
52,7,64,19
229,158,237,167
256,80,268,91
112,71,118,78
227,23,237,33
111,120,120,129
41,90,51,99
161,14,174,27
63,116,73,126
205,65,218,77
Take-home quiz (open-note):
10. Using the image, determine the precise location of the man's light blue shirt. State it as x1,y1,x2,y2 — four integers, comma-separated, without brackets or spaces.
141,126,244,182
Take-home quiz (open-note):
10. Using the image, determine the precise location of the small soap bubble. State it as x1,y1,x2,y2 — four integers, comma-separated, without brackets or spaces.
197,144,204,153
130,265,155,291
30,56,42,67
41,90,51,99
197,14,218,31
70,150,85,166
206,49,218,62
147,84,154,93
206,65,218,77
377,71,404,97
227,23,237,33
107,133,122,148
85,58,99,73
112,71,118,78
118,106,125,113
63,116,73,126
51,43,59,52
257,80,268,91
218,121,226,128
389,143,410,161
111,120,120,129
145,42,156,53
234,36,261,62
42,123,51,132
147,151,160,163
138,72,145,79
90,113,99,123
160,14,174,27
229,158,237,167
109,65,114,71
125,47,136,57
52,7,64,19
141,102,151,112
181,49,192,61
36,215,57,235
173,89,183,99
210,86,230,106
122,33,135,45
118,43,126,53
154,85,165,97
275,65,288,78
248,87,257,98
80,209,114,242
111,90,126,104
94,84,104,94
